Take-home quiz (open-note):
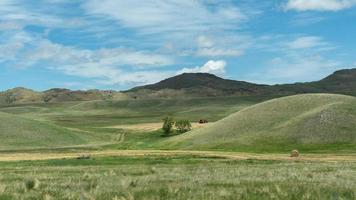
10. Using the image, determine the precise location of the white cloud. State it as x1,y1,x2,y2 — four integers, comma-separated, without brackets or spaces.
197,48,244,57
82,0,259,59
257,35,335,52
0,0,87,32
0,32,175,86
285,0,356,11
55,61,175,86
20,39,173,68
0,21,23,31
197,36,214,48
177,60,226,76
0,31,34,62
83,0,247,35
289,14,325,26
287,36,324,49
33,42,174,85
196,35,247,57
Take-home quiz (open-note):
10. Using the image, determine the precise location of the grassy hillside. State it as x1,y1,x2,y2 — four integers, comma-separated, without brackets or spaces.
0,112,93,150
0,96,268,151
0,96,268,128
0,87,42,105
167,94,356,153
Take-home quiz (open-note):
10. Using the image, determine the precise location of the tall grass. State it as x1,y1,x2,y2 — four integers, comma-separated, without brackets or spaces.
0,156,355,199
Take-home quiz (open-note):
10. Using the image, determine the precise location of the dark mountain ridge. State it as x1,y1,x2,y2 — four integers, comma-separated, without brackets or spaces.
126,68,356,98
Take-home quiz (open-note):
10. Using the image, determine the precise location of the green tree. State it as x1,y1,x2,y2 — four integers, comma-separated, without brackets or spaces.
162,117,175,135
175,120,192,133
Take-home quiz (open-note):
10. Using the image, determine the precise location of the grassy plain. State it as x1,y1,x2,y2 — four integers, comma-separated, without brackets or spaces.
1,94,356,199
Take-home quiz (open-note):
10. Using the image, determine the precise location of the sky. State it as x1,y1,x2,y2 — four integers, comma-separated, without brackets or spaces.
0,0,355,91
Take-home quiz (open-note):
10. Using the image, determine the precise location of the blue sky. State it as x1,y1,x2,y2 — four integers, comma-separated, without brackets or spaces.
0,0,355,91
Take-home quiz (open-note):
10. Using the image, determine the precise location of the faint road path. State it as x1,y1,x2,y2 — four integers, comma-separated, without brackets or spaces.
1,150,356,162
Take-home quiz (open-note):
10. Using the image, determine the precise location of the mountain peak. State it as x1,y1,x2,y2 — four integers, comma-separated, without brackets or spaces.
130,73,237,91
126,72,268,99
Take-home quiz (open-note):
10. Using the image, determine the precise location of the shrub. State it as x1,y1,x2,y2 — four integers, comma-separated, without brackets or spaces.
175,120,192,133
162,117,175,135
24,178,40,191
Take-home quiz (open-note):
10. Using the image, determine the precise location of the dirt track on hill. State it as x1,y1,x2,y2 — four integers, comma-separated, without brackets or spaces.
1,150,356,162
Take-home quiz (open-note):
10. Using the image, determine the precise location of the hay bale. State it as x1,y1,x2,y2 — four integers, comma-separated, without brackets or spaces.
290,150,299,157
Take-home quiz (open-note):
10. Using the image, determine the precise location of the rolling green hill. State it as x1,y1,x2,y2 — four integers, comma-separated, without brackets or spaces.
167,94,356,153
0,96,267,151
0,112,92,150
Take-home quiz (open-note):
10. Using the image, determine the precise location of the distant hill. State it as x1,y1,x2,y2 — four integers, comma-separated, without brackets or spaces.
127,73,272,98
42,88,129,103
166,94,356,153
126,68,356,98
0,88,130,105
278,68,356,96
2,68,356,105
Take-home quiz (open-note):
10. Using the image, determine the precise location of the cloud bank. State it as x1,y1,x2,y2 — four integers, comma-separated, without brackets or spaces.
285,0,356,11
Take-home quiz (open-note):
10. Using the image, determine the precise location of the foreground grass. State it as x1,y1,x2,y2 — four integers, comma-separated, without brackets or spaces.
0,155,355,200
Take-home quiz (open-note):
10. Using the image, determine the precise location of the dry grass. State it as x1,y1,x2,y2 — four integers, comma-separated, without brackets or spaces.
108,122,210,132
1,150,356,162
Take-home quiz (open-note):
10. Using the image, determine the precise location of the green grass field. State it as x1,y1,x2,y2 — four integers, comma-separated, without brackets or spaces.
1,155,356,200
1,94,356,199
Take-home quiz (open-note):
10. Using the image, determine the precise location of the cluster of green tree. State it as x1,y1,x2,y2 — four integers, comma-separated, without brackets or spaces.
162,117,192,135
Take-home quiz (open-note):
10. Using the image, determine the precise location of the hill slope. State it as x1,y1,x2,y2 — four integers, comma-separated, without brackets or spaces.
167,94,356,152
0,112,91,150
0,87,42,105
